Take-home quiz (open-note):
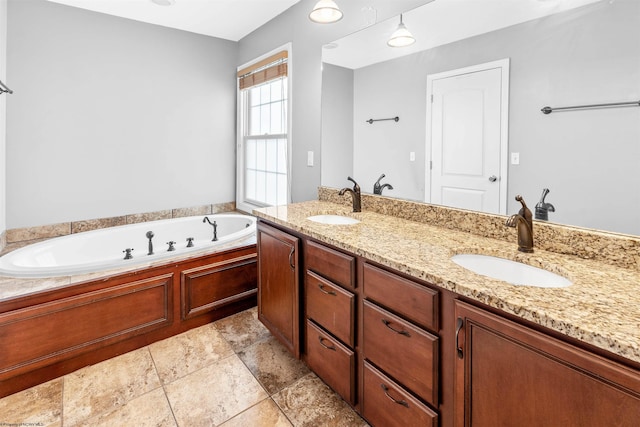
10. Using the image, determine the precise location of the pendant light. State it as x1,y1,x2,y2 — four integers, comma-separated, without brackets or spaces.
387,14,415,47
309,0,343,24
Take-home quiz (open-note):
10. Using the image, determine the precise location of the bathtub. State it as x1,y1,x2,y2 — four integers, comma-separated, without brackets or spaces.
0,214,256,278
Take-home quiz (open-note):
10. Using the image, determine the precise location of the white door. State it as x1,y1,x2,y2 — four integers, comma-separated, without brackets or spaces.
427,60,509,215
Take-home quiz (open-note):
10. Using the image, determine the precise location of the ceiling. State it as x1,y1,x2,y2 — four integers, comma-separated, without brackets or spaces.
322,0,602,69
46,0,303,42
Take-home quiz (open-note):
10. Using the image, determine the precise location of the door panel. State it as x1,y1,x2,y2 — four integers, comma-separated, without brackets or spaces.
428,61,508,214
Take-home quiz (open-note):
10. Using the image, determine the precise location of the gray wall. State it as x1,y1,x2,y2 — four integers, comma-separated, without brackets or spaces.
238,0,429,202
0,0,6,235
321,63,353,189
6,0,238,228
348,1,640,234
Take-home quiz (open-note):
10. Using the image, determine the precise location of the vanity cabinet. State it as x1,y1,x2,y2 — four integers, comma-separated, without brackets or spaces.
361,262,440,424
304,239,357,405
454,300,640,426
257,221,300,357
255,216,640,427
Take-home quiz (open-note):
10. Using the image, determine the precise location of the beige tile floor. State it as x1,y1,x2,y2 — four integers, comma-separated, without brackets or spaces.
0,307,369,427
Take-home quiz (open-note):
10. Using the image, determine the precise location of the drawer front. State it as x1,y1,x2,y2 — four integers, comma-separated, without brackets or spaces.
305,271,355,347
306,240,355,289
363,262,439,332
363,300,439,406
363,361,438,427
305,320,356,405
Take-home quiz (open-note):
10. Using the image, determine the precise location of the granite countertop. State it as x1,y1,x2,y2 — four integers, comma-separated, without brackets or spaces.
254,200,640,364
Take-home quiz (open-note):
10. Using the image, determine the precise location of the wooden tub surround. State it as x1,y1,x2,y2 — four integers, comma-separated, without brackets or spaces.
0,243,257,398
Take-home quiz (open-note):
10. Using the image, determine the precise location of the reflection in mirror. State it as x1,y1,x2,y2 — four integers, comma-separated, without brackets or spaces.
320,0,640,235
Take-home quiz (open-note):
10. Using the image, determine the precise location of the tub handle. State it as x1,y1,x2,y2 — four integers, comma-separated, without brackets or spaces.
186,237,194,248
166,241,176,251
123,248,134,260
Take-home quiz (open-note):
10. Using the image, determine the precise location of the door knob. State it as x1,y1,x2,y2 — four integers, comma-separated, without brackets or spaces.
488,175,497,182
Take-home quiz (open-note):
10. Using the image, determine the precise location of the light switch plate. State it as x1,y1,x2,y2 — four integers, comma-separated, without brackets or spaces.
511,152,520,165
307,151,314,167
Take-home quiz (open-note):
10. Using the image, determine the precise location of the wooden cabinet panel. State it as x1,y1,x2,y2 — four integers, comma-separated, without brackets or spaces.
363,262,438,332
306,240,355,289
305,271,355,347
306,319,356,405
363,361,438,427
455,300,640,426
0,274,173,379
363,300,439,406
257,222,300,357
181,253,257,320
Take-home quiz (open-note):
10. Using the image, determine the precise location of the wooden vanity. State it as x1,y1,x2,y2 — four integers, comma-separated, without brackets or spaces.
255,201,640,426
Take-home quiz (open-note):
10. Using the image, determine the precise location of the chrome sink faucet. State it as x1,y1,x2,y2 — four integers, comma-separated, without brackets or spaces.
534,188,556,221
373,174,394,195
505,195,534,253
339,176,361,212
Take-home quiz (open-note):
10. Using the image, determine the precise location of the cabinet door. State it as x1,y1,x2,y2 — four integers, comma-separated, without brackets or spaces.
454,300,640,427
257,222,300,357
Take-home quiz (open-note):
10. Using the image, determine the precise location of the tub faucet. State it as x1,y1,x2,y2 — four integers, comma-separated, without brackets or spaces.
535,188,556,221
166,241,176,251
146,231,154,255
505,195,534,253
338,176,362,212
203,216,218,241
123,248,134,260
373,174,394,195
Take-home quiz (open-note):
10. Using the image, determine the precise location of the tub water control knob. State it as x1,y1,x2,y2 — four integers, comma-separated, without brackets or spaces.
186,237,194,248
123,248,134,260
166,241,176,251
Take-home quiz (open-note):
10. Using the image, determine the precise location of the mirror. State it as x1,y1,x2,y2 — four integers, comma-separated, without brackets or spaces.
320,0,640,236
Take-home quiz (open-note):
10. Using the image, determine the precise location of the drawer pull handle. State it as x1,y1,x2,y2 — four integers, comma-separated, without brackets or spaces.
288,247,295,270
380,383,409,408
318,284,337,296
318,336,336,351
456,317,464,359
381,319,411,337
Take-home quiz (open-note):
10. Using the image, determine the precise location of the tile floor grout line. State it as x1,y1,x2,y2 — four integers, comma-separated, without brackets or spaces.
60,375,65,426
147,344,180,426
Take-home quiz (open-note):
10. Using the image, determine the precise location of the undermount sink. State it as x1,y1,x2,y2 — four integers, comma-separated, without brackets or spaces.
307,214,360,225
451,254,572,288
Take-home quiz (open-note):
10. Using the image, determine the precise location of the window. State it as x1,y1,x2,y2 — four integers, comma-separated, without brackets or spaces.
236,47,290,213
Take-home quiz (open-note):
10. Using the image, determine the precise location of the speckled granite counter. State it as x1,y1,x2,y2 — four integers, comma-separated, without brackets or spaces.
254,200,640,364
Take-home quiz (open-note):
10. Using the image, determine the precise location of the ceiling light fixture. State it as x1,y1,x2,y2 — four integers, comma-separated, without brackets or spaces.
309,0,343,24
151,0,176,6
387,14,416,48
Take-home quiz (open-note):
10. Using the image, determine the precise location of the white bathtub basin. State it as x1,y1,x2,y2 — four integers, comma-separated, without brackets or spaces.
307,215,360,225
0,214,256,278
451,254,572,288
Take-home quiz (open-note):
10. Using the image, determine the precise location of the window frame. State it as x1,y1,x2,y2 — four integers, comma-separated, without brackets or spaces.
236,43,293,214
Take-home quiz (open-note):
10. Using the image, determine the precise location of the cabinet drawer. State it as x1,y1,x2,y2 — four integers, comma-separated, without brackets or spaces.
305,271,355,347
306,240,355,289
305,320,356,405
363,262,438,332
363,301,439,406
363,361,438,427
